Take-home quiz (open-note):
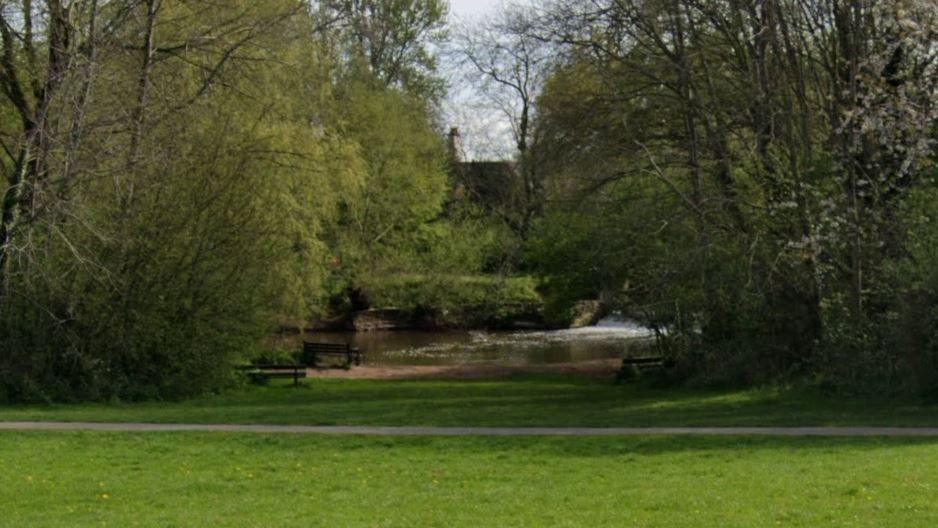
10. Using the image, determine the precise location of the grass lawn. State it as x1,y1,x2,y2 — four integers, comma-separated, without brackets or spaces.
3,431,938,527
1,375,937,427
5,377,938,526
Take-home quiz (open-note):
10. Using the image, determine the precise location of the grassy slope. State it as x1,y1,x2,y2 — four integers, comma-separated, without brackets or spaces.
3,431,938,527
2,376,938,427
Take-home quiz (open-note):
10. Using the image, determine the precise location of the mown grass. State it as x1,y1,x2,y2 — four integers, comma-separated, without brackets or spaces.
2,375,938,427
2,431,938,527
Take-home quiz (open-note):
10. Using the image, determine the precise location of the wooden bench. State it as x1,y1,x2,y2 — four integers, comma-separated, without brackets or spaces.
236,364,307,386
616,356,670,382
302,341,362,368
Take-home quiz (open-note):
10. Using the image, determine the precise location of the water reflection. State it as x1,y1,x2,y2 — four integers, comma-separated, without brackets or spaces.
287,316,653,366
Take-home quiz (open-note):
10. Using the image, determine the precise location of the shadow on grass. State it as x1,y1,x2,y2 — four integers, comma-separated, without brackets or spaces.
308,433,938,459
10,428,936,460
3,375,938,428
222,377,938,427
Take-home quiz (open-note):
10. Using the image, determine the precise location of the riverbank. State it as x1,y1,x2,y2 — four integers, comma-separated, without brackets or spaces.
304,358,621,380
293,274,569,332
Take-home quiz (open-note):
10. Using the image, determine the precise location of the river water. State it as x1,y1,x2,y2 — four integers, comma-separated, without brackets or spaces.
285,316,653,366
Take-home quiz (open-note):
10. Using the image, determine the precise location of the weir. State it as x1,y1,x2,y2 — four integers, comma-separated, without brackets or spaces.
303,315,654,366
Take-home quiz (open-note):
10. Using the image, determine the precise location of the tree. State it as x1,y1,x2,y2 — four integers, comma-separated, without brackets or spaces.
315,0,448,100
0,0,366,400
529,0,938,387
0,0,107,296
450,2,554,238
325,81,449,292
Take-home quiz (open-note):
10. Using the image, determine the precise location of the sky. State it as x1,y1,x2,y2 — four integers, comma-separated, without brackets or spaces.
449,0,503,19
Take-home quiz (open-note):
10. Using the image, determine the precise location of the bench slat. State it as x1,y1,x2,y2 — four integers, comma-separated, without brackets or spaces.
236,364,306,386
302,341,363,368
236,364,305,370
622,356,665,365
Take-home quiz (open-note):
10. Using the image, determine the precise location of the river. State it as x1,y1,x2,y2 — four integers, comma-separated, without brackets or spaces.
275,316,654,366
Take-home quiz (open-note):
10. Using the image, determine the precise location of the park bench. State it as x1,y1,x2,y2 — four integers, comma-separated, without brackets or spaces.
301,341,362,368
236,364,307,386
616,355,671,382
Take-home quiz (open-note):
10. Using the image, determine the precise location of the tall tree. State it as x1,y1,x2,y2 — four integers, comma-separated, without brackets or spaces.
0,0,366,400
451,3,553,237
315,0,448,100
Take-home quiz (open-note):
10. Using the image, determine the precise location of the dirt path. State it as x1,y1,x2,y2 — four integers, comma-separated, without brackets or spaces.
4,422,938,436
306,359,622,380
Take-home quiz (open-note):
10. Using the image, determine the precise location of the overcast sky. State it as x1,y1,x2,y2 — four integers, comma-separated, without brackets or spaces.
449,0,503,19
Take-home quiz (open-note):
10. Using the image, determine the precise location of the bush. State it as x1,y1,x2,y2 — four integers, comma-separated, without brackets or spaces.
356,273,543,327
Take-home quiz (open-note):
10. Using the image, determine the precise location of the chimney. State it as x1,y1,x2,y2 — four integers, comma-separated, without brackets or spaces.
447,127,463,163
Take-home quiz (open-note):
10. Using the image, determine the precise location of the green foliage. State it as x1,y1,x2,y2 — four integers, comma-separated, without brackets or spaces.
525,1,938,393
319,81,532,321
0,0,522,402
0,1,370,401
329,82,449,265
368,200,518,279
317,0,449,100
814,179,938,395
361,274,539,309
358,273,541,327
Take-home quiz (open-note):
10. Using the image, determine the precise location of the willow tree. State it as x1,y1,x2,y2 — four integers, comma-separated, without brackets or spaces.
0,0,365,401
